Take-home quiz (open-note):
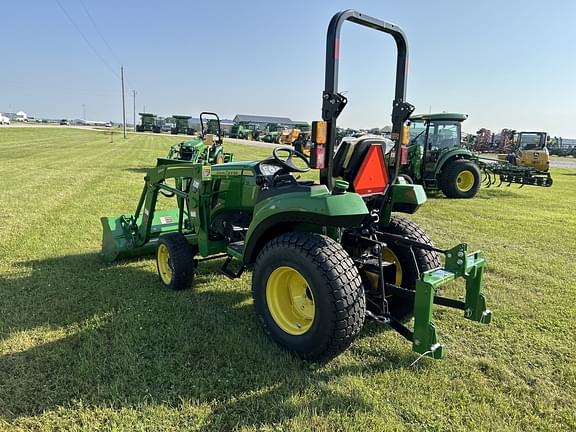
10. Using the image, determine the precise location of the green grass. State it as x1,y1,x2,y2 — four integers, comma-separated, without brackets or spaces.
0,127,575,431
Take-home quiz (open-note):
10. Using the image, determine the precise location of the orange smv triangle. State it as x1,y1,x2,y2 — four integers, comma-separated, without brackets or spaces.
353,144,389,195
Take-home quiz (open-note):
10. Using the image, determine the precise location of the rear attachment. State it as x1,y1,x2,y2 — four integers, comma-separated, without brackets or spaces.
352,229,492,360
479,160,553,188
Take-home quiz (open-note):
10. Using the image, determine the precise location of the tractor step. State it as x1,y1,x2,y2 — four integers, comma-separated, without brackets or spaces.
220,241,245,279
226,241,244,259
220,255,245,279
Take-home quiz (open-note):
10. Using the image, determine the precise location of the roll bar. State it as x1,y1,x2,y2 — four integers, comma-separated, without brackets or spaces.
200,112,222,142
318,10,414,189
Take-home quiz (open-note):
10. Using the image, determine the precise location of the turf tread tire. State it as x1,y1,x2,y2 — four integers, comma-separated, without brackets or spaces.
252,232,365,362
380,216,441,321
157,233,195,291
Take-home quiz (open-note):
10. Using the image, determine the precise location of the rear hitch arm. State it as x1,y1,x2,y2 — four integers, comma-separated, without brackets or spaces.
411,244,492,359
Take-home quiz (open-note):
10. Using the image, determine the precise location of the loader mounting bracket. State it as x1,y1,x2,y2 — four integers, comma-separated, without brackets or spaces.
322,91,348,120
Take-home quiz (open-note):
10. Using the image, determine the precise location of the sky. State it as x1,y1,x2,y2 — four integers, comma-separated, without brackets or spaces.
1,0,575,136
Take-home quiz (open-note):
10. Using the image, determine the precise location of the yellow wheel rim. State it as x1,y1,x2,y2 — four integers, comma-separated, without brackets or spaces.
383,248,403,286
266,266,315,335
456,170,475,192
157,243,173,285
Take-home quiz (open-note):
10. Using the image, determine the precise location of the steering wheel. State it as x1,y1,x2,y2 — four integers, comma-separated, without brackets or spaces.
272,146,311,173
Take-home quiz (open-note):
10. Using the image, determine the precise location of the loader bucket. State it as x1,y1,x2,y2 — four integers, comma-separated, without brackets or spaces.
101,209,184,262
101,215,144,262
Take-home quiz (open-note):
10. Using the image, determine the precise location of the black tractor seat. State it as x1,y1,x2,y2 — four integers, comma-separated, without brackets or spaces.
333,135,395,188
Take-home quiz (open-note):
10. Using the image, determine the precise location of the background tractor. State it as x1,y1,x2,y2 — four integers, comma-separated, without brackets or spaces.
230,122,259,140
497,131,550,171
401,112,482,198
166,112,233,164
171,115,194,135
258,123,283,143
278,128,301,146
102,10,491,362
136,113,161,133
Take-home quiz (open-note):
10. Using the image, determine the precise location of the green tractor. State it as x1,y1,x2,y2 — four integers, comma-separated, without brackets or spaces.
101,10,491,362
136,113,161,133
167,112,233,164
259,123,283,143
401,113,482,199
230,122,258,140
171,115,194,135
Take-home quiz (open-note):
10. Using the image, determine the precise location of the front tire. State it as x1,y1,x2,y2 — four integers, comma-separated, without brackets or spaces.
156,233,195,290
252,232,366,362
440,159,481,199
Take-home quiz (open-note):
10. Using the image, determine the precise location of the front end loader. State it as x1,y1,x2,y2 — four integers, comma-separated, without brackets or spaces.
102,10,492,362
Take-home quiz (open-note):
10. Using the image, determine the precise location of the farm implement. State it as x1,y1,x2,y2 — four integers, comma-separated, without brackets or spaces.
402,113,553,197
478,131,553,188
101,10,492,362
166,112,233,164
479,161,553,187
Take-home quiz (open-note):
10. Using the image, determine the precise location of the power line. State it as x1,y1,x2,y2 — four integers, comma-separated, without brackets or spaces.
78,0,123,67
54,0,120,80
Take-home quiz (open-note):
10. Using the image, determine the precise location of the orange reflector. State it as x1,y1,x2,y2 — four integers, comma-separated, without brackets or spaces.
401,124,410,145
353,145,389,195
312,121,327,145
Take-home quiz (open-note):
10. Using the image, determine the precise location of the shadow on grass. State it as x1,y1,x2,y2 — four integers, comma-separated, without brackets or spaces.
124,167,150,174
476,187,524,199
0,252,422,427
425,188,523,200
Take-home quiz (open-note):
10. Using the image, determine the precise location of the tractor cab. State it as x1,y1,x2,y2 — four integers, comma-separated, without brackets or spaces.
408,113,467,182
509,131,550,172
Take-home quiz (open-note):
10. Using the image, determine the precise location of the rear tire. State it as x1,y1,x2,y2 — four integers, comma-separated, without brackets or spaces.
156,233,195,290
378,216,441,322
252,232,366,362
440,159,481,199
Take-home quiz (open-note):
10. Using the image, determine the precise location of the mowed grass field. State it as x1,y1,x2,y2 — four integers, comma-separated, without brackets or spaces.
0,127,575,431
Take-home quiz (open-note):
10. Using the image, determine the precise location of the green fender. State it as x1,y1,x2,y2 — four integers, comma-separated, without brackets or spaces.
242,186,369,264
434,148,475,176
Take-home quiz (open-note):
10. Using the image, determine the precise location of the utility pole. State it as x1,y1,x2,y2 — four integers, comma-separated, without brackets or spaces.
132,90,137,132
121,66,126,139
82,104,86,120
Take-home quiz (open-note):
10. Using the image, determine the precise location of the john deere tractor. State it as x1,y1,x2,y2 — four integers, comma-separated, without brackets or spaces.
167,112,233,164
102,10,491,362
401,112,482,199
230,122,258,140
258,123,283,143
